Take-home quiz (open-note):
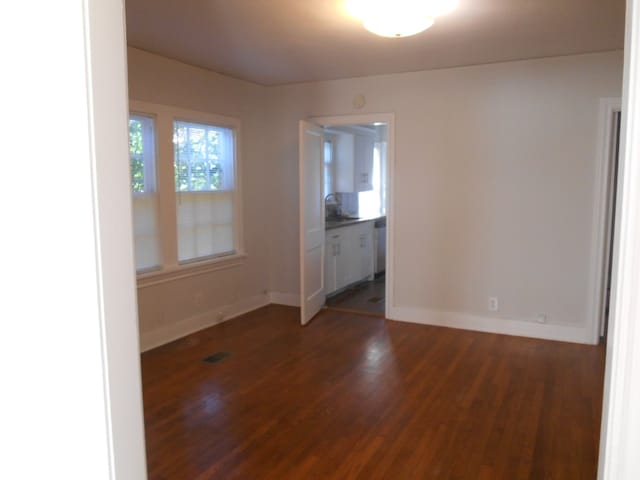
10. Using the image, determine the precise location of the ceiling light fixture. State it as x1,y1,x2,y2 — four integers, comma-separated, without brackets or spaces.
345,0,458,38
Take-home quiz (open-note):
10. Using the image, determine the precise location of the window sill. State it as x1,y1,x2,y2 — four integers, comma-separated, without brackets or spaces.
136,252,247,288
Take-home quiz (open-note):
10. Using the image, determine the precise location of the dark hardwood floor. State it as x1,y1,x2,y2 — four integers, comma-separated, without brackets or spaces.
141,305,605,479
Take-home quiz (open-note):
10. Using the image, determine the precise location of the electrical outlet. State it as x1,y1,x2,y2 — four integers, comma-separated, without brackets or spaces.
488,297,499,312
536,313,548,324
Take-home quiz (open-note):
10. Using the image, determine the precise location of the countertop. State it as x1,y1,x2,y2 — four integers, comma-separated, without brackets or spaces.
325,215,386,231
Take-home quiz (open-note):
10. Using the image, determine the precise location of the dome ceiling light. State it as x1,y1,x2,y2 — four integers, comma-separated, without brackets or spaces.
345,0,459,38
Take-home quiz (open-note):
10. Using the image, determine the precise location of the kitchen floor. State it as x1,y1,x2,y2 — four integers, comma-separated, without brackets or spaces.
325,274,385,317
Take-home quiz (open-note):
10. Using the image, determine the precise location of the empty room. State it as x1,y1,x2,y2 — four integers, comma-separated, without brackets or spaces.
11,0,640,478
124,0,626,478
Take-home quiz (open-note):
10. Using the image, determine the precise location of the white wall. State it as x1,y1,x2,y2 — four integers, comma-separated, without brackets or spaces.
1,1,147,478
266,51,624,343
127,48,273,349
127,48,623,345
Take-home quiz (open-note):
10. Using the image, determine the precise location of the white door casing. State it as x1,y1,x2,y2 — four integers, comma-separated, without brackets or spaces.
311,113,395,319
598,0,640,477
299,121,326,325
0,0,147,478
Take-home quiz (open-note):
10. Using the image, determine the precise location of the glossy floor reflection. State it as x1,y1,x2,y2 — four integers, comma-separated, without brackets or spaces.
141,305,605,479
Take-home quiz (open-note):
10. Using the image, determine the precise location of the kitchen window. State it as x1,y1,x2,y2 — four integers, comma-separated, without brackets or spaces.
324,139,334,197
358,141,386,218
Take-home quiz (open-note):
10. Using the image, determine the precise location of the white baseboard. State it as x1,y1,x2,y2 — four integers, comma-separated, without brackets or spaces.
141,293,592,353
140,293,270,352
269,291,300,307
388,306,594,345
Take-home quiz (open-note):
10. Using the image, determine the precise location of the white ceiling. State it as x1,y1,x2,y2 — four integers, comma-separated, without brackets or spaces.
125,0,625,86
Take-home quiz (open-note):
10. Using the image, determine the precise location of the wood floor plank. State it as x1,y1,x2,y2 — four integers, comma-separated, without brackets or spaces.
141,305,605,479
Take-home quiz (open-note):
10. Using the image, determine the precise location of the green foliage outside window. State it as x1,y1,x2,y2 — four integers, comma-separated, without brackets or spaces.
174,124,223,192
129,118,145,194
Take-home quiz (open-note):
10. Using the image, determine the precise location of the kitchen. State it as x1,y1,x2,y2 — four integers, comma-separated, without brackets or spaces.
322,122,388,316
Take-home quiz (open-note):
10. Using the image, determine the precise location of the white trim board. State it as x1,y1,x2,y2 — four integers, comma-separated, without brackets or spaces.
266,292,591,344
598,0,640,477
388,306,592,344
588,97,622,344
141,291,302,352
269,292,300,307
140,294,270,352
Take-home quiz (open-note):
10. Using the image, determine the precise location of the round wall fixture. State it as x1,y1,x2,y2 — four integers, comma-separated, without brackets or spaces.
353,94,366,109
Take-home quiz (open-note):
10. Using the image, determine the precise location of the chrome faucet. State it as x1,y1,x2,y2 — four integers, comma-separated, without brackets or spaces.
324,193,342,218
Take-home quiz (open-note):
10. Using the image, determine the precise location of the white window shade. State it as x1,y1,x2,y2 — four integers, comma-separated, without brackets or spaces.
132,195,161,270
176,191,234,261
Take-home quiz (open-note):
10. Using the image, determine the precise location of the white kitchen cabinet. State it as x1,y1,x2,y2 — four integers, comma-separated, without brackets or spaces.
353,133,374,191
324,230,348,293
353,221,375,282
333,130,375,193
325,221,374,296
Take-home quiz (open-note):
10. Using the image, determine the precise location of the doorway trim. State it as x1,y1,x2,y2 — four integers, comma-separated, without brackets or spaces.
310,113,395,319
589,97,622,344
598,0,640,475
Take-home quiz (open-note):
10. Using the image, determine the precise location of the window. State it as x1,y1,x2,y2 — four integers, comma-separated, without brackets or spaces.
129,114,161,272
129,101,244,283
173,120,237,263
358,141,386,217
323,139,333,197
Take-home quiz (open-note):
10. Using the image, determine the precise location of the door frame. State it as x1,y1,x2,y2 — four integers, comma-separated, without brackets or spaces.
299,120,327,324
2,0,147,478
311,113,395,319
598,0,640,475
590,97,622,343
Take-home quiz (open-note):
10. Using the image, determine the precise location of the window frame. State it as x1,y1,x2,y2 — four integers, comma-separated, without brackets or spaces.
129,100,246,287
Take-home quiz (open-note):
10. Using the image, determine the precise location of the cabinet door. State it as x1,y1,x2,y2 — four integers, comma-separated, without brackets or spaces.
326,223,374,294
335,234,350,291
342,226,360,287
354,134,374,192
334,132,356,192
354,222,374,280
325,232,339,294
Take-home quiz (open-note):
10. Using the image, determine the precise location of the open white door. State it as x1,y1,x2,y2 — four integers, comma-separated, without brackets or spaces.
299,120,325,325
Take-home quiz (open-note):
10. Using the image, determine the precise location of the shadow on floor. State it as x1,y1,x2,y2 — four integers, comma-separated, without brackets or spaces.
325,274,385,317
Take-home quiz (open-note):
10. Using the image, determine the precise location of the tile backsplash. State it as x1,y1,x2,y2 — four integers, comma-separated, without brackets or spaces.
337,192,358,216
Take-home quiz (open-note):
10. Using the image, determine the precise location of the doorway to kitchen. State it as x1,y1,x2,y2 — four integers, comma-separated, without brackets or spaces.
596,101,622,342
315,115,392,318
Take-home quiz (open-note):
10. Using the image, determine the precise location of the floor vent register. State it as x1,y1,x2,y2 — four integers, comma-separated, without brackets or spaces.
203,352,230,364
